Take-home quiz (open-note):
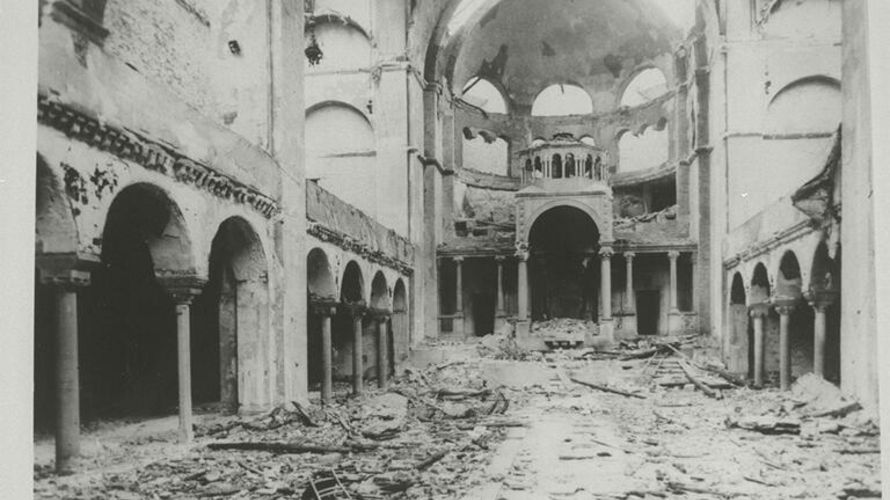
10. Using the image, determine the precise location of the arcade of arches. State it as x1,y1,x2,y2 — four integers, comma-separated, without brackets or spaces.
28,0,886,482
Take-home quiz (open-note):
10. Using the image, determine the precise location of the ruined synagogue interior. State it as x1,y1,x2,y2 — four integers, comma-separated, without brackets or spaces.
26,0,887,497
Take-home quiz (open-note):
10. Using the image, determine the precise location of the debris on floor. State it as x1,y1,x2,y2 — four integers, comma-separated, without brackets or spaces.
34,332,881,500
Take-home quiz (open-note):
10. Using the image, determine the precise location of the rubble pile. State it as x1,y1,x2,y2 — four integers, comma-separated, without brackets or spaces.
530,318,595,337
34,359,519,500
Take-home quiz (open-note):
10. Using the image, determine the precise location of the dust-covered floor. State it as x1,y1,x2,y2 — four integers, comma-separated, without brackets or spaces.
34,335,882,499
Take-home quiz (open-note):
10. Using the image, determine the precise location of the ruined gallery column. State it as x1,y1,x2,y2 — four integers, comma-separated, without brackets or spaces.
624,252,635,312
495,256,506,329
454,256,464,317
40,267,91,472
347,304,366,395
599,246,614,320
314,302,337,404
749,303,770,387
774,301,795,390
164,278,206,444
376,311,391,389
517,248,530,320
668,250,680,312
805,290,836,379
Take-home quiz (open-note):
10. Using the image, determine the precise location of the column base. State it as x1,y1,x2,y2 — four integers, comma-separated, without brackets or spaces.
615,313,637,339
668,311,683,334
598,319,615,344
494,313,508,334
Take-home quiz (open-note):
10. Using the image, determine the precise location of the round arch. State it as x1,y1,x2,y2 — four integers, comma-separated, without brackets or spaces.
307,248,337,300
523,199,609,243
193,216,271,411
36,154,79,255
619,66,668,108
370,271,391,311
749,262,771,304
775,250,803,300
340,260,365,304
461,76,509,114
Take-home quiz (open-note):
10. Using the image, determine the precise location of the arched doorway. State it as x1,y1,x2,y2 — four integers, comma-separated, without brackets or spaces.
369,272,391,387
192,217,269,414
528,206,600,321
83,183,195,420
749,263,773,382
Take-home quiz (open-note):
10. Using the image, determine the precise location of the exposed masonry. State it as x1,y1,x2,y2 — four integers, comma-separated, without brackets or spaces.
37,93,280,218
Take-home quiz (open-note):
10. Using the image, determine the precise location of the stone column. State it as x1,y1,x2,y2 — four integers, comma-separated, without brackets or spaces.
805,290,837,379
495,256,506,330
454,256,465,337
517,250,529,320
624,252,635,313
599,246,614,320
375,311,391,389
774,301,796,390
39,267,91,472
312,302,337,404
749,303,770,387
161,277,206,445
668,251,680,312
345,304,366,396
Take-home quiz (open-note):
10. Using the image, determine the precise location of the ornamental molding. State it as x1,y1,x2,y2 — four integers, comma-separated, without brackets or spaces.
307,221,414,277
38,93,280,219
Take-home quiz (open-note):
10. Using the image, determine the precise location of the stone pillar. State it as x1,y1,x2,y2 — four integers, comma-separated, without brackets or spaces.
517,250,529,320
805,290,837,379
375,311,391,389
774,301,796,390
39,267,91,472
453,256,465,337
624,252,635,313
311,302,337,404
749,303,770,387
345,304,366,396
161,277,206,444
495,256,506,330
668,251,680,312
599,246,614,320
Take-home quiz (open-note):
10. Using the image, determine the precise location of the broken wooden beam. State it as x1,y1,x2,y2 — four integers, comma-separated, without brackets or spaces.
207,441,377,454
570,377,646,399
678,360,722,399
416,449,449,470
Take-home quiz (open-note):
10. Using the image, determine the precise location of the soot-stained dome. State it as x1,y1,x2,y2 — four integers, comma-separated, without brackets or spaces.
444,0,680,111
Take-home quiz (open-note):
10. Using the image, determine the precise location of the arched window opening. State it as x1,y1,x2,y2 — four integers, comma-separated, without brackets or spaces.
551,154,563,179
565,154,576,178
533,157,543,178
461,77,508,114
620,68,668,107
531,84,593,117
584,155,593,178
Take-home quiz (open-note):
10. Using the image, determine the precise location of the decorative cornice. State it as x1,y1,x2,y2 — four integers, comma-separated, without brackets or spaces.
307,221,413,277
37,93,280,219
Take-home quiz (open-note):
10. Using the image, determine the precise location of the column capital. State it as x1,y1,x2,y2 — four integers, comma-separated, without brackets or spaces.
157,273,208,304
599,246,614,258
804,288,838,311
453,255,465,263
667,250,681,260
494,255,507,263
623,251,636,260
748,302,770,318
340,301,367,318
310,299,339,317
367,307,393,321
39,268,92,290
36,252,99,289
773,303,796,316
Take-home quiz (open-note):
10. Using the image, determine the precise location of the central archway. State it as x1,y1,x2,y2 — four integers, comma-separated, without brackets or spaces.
528,206,600,321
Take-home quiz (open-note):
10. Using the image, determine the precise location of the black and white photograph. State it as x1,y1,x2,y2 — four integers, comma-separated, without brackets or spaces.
2,0,890,498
